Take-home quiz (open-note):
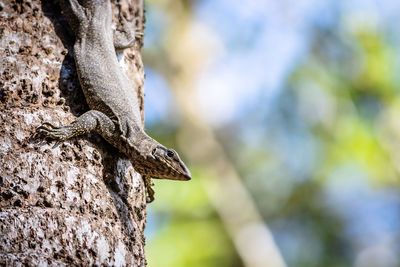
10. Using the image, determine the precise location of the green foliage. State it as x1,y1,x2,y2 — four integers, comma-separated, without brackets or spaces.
147,220,237,267
147,171,240,267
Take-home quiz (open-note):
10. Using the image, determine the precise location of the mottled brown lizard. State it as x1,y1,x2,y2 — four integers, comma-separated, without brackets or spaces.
34,0,191,202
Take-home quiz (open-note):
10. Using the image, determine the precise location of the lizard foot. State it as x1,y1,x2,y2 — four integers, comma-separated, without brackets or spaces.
114,15,143,50
32,122,74,147
31,111,115,148
144,176,155,203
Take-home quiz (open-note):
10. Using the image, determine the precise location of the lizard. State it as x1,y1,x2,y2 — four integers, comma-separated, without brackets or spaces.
34,0,191,203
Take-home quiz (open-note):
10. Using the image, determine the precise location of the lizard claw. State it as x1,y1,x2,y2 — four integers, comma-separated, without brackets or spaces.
146,195,154,203
41,122,58,129
144,176,155,203
52,140,62,149
30,123,56,145
31,122,71,147
146,186,155,203
29,132,45,145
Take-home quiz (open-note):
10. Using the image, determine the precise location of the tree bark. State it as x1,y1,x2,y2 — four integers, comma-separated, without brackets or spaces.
0,0,147,266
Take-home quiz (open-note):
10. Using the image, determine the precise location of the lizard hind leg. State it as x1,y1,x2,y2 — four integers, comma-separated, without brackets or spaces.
34,110,116,146
113,15,143,50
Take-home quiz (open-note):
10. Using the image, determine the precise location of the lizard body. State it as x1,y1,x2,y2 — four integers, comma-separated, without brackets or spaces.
36,0,191,202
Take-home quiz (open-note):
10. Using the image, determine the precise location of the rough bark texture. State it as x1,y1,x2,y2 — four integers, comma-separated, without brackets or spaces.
0,0,147,266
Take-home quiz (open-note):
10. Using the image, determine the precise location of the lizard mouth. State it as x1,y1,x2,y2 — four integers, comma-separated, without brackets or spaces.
169,161,191,181
181,164,191,180
177,173,191,181
151,163,191,181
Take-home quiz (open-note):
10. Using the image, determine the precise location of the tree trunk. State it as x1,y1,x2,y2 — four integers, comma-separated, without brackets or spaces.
0,0,147,266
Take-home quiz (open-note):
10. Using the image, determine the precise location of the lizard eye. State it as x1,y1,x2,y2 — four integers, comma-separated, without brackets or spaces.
166,150,175,158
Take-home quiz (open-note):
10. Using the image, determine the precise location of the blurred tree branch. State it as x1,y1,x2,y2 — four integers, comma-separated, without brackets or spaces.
145,2,287,266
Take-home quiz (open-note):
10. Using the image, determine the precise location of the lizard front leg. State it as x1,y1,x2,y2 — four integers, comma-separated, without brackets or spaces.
143,175,155,203
34,110,115,145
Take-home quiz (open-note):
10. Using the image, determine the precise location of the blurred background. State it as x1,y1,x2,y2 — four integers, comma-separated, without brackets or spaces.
141,0,400,266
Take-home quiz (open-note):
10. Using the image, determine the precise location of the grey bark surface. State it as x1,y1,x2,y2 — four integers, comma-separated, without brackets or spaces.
0,0,147,266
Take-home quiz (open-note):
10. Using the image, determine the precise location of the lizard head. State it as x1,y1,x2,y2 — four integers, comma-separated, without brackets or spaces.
148,145,191,181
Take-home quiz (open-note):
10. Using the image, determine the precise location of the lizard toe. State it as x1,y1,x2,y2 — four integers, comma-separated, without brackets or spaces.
39,122,58,130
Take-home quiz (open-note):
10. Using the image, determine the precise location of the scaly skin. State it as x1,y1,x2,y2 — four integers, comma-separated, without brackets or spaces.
35,0,191,202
